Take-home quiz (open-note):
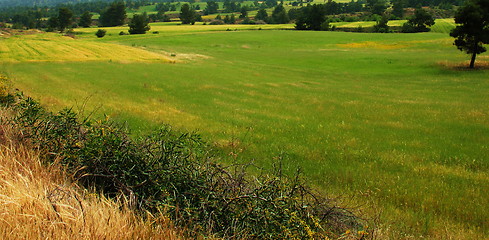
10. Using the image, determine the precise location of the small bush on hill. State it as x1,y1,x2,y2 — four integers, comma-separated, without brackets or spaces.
209,19,224,25
95,29,106,38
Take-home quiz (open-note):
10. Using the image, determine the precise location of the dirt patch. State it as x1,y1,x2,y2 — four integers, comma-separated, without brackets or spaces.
337,41,408,50
0,28,43,38
161,51,212,62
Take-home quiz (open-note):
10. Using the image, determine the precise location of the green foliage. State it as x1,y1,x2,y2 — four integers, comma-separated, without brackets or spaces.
3,95,366,239
47,16,58,32
373,14,389,33
95,29,106,38
366,0,388,15
239,6,248,19
57,7,73,32
450,0,489,68
79,11,92,28
288,8,300,21
128,13,150,35
271,4,289,24
264,0,278,8
391,0,406,18
180,3,197,25
223,14,236,24
255,8,268,22
204,1,219,15
99,1,126,27
402,8,435,32
295,4,328,31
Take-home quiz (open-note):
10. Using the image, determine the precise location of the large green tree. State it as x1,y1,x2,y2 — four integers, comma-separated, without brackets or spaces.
271,4,289,24
402,8,435,32
57,7,73,32
99,1,126,27
180,3,197,24
366,0,388,15
255,8,268,22
295,4,327,31
128,12,150,34
79,11,93,28
204,1,219,15
373,14,389,33
450,0,489,68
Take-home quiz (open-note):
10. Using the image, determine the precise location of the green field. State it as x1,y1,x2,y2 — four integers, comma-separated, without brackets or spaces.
1,23,488,238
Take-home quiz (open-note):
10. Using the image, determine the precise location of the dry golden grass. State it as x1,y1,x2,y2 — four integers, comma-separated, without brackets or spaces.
0,33,172,63
436,60,489,70
0,110,183,240
337,41,408,50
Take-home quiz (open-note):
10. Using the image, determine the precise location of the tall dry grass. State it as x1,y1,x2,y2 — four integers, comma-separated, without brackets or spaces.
0,110,183,240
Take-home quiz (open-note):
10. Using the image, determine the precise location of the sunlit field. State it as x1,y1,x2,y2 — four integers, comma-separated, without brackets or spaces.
1,22,488,238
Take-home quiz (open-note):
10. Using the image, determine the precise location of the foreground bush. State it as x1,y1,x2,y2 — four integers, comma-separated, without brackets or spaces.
1,92,368,239
0,109,182,240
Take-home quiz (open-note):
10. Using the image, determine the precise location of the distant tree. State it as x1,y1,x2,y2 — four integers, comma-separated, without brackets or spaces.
204,1,219,15
373,14,389,32
11,11,42,29
180,4,197,24
239,6,248,19
99,1,126,27
47,16,58,31
391,0,406,18
255,8,268,21
271,4,289,23
450,0,489,68
57,7,73,32
295,4,327,30
129,12,150,34
95,29,106,38
265,0,278,8
223,0,240,12
366,0,388,15
223,14,236,24
288,8,300,21
402,8,435,32
79,11,93,28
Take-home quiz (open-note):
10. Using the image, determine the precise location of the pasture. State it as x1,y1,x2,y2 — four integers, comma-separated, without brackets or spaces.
1,23,488,238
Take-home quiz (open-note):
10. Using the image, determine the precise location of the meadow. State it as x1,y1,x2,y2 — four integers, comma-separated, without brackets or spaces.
1,22,488,238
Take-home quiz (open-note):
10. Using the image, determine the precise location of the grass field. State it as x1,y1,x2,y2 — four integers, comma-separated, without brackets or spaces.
1,23,488,238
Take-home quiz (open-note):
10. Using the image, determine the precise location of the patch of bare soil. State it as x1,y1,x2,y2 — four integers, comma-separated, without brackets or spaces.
0,28,43,38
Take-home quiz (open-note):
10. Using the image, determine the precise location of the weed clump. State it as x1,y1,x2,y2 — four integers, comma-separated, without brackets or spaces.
1,92,368,239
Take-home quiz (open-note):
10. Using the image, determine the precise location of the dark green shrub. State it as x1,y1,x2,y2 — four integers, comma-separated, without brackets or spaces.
3,94,368,239
95,29,106,38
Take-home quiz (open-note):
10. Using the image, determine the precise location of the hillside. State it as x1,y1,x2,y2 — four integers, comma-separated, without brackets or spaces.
1,17,488,239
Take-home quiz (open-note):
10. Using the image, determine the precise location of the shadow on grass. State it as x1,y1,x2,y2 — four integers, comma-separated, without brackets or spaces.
436,60,489,71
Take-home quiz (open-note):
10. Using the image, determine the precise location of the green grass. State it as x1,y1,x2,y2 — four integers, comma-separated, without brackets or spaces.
2,24,488,239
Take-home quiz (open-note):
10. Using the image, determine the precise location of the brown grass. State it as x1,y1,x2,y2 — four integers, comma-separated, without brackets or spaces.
337,41,408,50
436,60,489,70
0,110,183,240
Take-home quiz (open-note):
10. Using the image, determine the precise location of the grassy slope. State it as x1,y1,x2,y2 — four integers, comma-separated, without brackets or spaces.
0,109,182,240
1,24,488,238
